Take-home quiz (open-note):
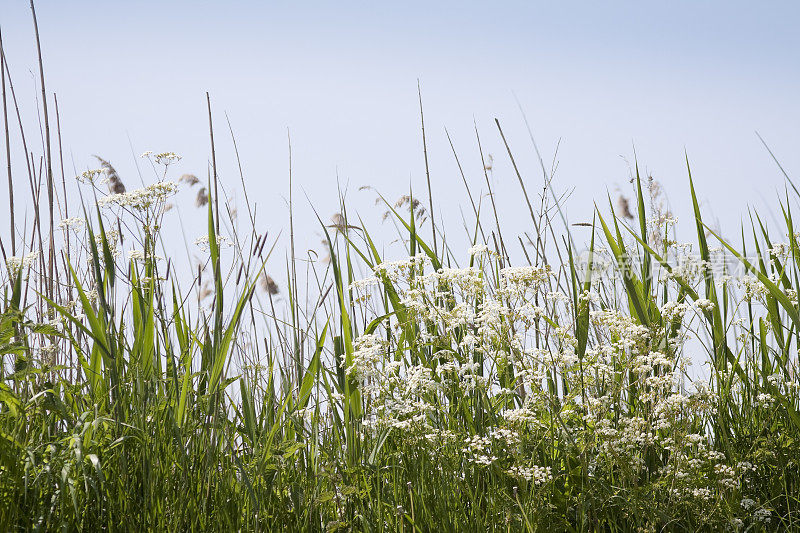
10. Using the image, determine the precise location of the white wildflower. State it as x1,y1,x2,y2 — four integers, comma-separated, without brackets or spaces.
76,168,103,184
755,393,775,407
468,243,489,257
345,334,385,384
153,152,182,166
6,250,38,271
98,181,178,211
753,508,771,523
58,217,85,231
194,234,234,251
740,498,756,510
507,465,553,485
694,298,716,311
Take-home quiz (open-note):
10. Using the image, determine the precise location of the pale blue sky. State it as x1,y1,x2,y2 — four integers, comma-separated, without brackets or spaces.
2,1,800,263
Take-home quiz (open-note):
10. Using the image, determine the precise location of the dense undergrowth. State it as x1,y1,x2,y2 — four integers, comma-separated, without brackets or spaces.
2,9,800,532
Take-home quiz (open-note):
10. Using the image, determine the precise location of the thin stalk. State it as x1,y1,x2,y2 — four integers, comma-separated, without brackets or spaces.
207,92,220,232
418,80,436,253
30,0,55,300
0,29,13,256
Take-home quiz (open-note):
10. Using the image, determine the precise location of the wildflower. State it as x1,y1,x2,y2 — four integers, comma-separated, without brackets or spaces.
349,276,379,293
691,487,713,501
98,181,178,211
661,300,689,320
58,217,85,231
344,334,385,383
464,435,497,466
349,276,379,303
768,243,790,259
85,288,100,305
40,344,59,356
194,234,233,251
756,393,775,407
694,298,716,311
507,465,553,485
152,152,182,166
753,508,771,524
499,265,551,291
714,464,736,477
76,168,103,184
739,275,768,300
740,498,756,510
468,243,489,257
668,255,711,284
435,266,484,295
6,250,38,271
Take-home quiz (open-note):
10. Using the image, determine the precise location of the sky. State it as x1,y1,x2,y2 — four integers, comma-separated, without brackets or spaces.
2,1,800,269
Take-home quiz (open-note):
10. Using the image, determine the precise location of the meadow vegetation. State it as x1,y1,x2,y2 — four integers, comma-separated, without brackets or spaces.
1,9,800,532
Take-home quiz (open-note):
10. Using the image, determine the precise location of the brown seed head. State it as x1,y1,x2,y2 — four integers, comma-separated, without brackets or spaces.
196,187,209,208
617,195,634,220
180,173,199,186
260,274,279,295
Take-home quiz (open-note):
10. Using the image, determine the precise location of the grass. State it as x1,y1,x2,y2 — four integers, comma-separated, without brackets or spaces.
1,6,800,532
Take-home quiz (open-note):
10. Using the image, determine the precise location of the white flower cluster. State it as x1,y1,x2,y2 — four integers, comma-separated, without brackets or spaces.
98,181,178,211
194,234,234,251
76,168,103,184
342,243,792,524
141,151,182,166
344,334,385,384
58,217,85,231
349,276,380,303
467,243,489,257
507,464,552,485
153,152,182,166
464,435,497,466
498,265,552,296
6,250,38,271
693,298,716,311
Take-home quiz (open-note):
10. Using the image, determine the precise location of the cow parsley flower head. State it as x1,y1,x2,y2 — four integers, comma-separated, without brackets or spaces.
98,181,178,211
6,250,38,271
740,498,756,510
58,217,85,231
128,249,151,262
468,243,489,257
194,234,233,251
507,465,553,485
153,152,182,166
694,298,716,311
77,168,103,184
345,333,386,384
